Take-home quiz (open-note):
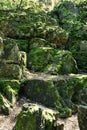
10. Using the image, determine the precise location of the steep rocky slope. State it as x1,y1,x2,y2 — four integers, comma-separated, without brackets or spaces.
0,0,87,130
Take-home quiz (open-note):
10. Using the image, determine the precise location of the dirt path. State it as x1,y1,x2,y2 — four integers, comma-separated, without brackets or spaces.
0,103,21,130
0,98,80,130
63,114,79,130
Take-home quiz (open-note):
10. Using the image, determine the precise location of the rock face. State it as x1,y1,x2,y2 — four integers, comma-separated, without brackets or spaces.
0,37,26,114
78,105,87,130
0,37,27,79
0,63,22,79
28,47,78,74
20,73,87,118
51,1,87,73
0,9,68,49
20,73,73,117
73,40,87,72
52,1,78,30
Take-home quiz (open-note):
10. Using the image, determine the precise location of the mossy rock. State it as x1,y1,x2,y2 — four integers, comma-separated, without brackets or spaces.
13,110,36,130
0,63,22,79
70,40,87,72
52,1,78,30
20,73,73,117
45,50,78,74
78,1,87,24
28,47,53,72
0,79,20,104
74,51,87,72
0,93,10,115
20,72,87,116
45,26,68,47
2,38,27,65
21,78,62,108
29,38,51,49
66,74,87,106
0,9,68,48
0,38,27,79
15,39,28,52
28,48,78,74
78,105,87,130
2,38,19,61
13,103,59,130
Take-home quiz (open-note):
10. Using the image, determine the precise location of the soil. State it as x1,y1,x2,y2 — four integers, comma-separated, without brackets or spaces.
0,98,80,130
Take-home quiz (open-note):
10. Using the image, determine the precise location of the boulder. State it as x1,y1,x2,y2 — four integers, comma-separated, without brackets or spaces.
0,79,20,104
45,26,68,47
0,38,27,79
78,105,87,130
0,79,20,114
53,1,78,30
77,86,87,105
13,103,63,130
80,41,87,51
65,24,87,72
67,74,87,106
78,1,87,24
29,38,51,49
20,72,87,117
20,73,73,117
2,38,19,61
44,50,78,74
28,47,53,72
28,48,78,74
0,9,68,48
0,63,22,79
72,50,87,73
0,93,10,115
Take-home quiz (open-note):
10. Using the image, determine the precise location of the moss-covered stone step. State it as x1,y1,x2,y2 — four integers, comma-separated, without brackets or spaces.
0,8,68,49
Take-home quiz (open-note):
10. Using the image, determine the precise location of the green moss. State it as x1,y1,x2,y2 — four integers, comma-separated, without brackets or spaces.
28,47,53,71
72,51,87,72
0,79,20,103
0,93,10,115
66,74,87,105
14,104,59,130
59,107,72,118
0,63,22,79
29,48,78,74
29,38,51,49
14,111,36,130
16,40,28,52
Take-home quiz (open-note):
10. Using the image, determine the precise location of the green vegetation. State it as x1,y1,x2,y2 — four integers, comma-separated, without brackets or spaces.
29,48,78,74
0,0,87,129
0,79,20,114
0,93,10,115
